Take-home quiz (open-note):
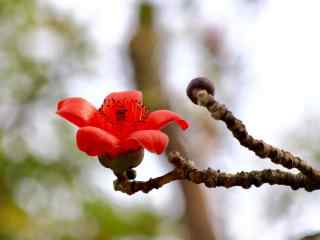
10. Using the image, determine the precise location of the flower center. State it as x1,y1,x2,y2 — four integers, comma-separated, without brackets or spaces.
116,107,128,121
99,98,148,138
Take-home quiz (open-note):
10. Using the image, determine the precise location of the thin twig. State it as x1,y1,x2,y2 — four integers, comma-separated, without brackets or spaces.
114,152,319,195
188,83,320,182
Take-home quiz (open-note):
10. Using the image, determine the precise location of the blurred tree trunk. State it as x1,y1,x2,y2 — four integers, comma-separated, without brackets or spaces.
128,3,217,240
301,233,320,240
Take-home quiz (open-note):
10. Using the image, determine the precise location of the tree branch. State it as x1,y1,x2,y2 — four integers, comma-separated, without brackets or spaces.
113,77,320,195
187,77,320,182
114,152,319,195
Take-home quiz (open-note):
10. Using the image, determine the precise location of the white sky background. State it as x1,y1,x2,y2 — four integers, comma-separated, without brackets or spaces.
48,0,320,239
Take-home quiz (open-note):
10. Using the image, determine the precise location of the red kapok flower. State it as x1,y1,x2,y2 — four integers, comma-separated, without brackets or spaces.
56,90,189,173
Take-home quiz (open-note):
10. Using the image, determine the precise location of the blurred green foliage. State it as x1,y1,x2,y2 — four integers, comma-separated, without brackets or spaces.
84,200,161,237
0,0,162,239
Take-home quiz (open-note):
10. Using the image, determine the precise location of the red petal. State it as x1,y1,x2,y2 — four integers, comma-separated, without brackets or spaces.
126,130,169,154
105,90,142,103
145,110,189,130
57,97,98,127
76,127,120,156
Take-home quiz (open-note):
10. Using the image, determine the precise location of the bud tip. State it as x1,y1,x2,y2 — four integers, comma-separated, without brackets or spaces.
186,77,215,104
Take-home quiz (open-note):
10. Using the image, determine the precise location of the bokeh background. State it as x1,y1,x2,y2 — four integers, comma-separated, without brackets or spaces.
1,0,320,240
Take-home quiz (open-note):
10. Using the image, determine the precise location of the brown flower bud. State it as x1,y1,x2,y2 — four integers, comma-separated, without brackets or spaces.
186,77,215,104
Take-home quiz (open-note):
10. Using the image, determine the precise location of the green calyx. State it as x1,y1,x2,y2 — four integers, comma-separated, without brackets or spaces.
98,149,144,178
